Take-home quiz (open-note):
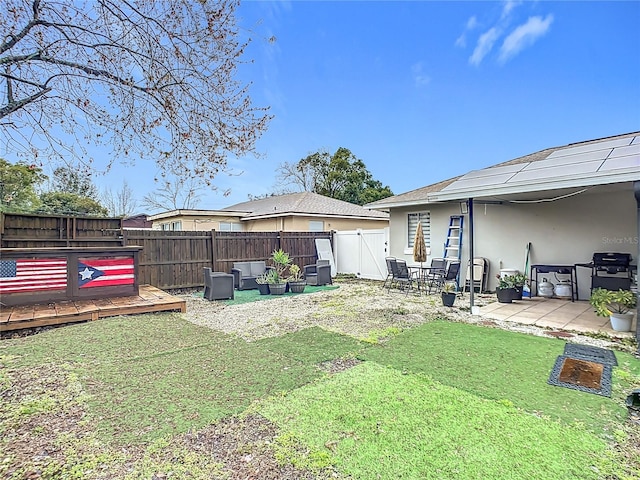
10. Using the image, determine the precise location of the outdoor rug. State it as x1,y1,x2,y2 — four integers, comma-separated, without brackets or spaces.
222,285,339,306
547,344,615,397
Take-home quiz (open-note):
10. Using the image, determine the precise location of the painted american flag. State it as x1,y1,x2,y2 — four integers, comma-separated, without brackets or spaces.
78,257,134,288
0,258,68,294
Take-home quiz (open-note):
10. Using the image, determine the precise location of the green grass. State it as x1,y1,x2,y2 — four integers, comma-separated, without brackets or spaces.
2,310,638,479
257,362,611,480
362,320,636,433
3,313,323,443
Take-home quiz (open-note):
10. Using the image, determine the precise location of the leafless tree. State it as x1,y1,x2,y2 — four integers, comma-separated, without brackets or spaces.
273,159,318,193
1,0,271,182
141,175,204,212
102,180,138,217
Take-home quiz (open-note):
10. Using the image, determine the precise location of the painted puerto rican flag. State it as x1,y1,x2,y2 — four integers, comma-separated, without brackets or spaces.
78,257,134,288
0,258,68,294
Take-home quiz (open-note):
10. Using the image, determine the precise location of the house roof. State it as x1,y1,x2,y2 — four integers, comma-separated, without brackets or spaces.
366,131,640,209
222,192,389,220
147,209,247,221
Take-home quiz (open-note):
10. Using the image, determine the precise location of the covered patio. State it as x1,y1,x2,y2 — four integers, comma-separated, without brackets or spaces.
479,296,637,338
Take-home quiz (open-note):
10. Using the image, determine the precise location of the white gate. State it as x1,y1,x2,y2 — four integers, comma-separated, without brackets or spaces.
333,228,389,280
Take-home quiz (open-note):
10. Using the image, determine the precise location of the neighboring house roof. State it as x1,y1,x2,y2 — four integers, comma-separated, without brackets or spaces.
147,209,247,221
222,192,389,220
122,214,153,229
367,131,640,209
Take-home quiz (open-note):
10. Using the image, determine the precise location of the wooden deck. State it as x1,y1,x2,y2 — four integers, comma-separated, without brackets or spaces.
0,285,186,332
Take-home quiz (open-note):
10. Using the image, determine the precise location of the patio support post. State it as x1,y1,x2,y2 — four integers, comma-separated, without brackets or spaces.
634,181,640,354
468,198,474,308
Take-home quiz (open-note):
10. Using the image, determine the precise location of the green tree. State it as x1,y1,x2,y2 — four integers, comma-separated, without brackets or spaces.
276,148,393,205
1,0,271,183
0,158,46,212
37,192,108,216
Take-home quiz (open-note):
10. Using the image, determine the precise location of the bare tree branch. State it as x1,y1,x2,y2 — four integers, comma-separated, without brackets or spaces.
1,0,272,184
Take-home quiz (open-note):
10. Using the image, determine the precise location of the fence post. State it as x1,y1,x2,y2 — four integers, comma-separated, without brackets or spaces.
210,229,217,270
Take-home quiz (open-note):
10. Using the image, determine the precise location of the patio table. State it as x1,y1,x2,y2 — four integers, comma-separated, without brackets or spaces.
409,265,446,293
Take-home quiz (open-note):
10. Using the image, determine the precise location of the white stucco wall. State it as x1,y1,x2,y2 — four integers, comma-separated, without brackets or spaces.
388,187,637,298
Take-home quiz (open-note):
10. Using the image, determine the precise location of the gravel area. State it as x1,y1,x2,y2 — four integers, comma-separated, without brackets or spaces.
180,279,634,351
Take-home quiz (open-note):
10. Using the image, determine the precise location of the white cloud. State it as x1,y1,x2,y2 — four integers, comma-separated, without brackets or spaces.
455,15,478,48
411,62,431,87
501,0,522,20
499,14,554,63
469,27,499,66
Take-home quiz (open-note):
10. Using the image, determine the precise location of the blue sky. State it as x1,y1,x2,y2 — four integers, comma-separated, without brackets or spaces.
9,1,640,211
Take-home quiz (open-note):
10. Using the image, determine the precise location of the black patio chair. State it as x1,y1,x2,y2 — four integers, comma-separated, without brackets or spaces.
427,261,461,294
383,257,396,289
391,259,419,294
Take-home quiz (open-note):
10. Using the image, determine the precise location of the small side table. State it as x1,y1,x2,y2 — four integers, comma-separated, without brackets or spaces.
530,264,578,302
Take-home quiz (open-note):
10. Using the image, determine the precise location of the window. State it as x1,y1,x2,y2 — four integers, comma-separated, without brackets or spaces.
161,223,170,231
219,222,243,231
171,221,182,231
308,220,324,232
407,212,430,248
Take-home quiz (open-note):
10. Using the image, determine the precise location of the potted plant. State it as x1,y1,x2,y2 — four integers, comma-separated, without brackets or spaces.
255,272,271,295
589,288,637,332
264,269,286,295
267,249,291,295
287,264,306,293
441,281,456,307
495,274,516,303
511,273,528,300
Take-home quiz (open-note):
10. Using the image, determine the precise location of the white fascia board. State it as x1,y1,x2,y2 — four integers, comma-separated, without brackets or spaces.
244,212,388,221
430,169,639,202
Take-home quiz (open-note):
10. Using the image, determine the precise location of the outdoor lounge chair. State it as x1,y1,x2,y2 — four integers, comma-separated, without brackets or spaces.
231,261,272,290
304,260,332,286
203,268,234,301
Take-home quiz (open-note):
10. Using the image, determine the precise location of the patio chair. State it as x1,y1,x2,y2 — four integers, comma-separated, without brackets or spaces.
390,259,419,294
203,268,234,301
427,261,461,294
304,260,332,286
383,257,396,289
420,257,446,290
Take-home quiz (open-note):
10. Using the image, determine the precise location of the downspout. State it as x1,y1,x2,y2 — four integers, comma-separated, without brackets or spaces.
634,181,640,355
468,198,474,309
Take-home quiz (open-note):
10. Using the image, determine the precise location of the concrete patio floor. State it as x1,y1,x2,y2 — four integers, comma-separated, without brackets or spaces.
478,296,637,338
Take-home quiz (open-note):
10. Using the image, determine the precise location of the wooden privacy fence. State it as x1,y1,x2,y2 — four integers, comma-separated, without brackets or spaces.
123,230,332,289
1,213,332,290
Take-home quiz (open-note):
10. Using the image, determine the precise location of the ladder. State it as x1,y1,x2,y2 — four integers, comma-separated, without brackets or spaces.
443,215,464,263
443,215,464,288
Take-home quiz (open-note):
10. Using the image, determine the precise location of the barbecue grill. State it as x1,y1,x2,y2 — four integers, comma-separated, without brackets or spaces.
590,252,632,292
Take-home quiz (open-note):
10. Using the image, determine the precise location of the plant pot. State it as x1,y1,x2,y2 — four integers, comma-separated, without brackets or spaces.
257,283,270,295
496,287,515,303
268,282,287,295
610,313,634,332
289,281,306,294
512,286,523,300
441,292,456,307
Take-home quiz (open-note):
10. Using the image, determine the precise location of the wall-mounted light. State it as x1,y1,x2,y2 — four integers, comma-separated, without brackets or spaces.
460,201,468,215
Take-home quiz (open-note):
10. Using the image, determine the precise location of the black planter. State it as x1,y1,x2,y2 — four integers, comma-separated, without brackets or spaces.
496,287,516,303
257,283,270,295
441,292,456,307
512,286,523,300
268,283,287,295
289,281,306,293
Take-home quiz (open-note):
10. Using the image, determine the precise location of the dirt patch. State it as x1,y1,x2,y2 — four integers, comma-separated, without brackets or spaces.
318,357,362,374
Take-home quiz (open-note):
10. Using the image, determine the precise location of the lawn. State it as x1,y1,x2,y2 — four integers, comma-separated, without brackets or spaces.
1,311,639,479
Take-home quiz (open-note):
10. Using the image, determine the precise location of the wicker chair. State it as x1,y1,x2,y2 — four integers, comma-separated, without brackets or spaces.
203,268,234,301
